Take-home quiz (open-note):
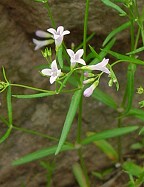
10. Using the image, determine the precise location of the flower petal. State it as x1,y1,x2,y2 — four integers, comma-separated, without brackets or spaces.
41,69,52,76
57,26,64,35
75,49,84,59
83,84,95,97
55,36,63,47
77,59,86,65
35,30,52,38
62,30,70,36
50,76,57,84
33,39,49,50
47,28,56,35
100,58,109,67
51,60,58,71
66,49,75,58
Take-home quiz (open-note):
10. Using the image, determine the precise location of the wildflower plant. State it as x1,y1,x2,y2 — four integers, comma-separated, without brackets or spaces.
1,0,144,186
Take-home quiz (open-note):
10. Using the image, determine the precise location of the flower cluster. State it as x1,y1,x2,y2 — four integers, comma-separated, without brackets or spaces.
33,26,111,97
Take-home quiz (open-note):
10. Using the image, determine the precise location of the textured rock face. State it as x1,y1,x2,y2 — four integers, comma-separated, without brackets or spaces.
0,0,143,187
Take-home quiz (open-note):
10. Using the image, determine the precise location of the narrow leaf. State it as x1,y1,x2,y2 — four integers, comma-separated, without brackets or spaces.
82,126,138,145
89,45,101,60
101,0,126,16
72,163,88,187
92,88,117,109
87,132,118,161
57,45,63,69
12,91,56,99
12,144,73,166
126,46,144,55
124,64,136,114
103,22,130,46
0,125,12,144
7,85,12,125
127,108,144,121
55,89,83,155
107,50,144,65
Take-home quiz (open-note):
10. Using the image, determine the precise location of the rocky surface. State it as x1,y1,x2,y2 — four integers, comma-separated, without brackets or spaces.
0,0,144,186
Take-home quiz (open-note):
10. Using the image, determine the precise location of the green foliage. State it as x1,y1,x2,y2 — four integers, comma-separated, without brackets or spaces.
72,163,88,187
82,126,138,145
55,89,83,155
12,144,74,165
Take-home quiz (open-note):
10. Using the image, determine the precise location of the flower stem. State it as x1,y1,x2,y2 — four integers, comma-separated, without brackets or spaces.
10,83,53,93
45,2,56,28
83,0,89,60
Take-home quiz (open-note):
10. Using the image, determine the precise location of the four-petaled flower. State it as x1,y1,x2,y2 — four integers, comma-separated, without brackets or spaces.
33,30,54,50
87,58,110,74
47,26,70,47
66,49,86,68
41,60,62,84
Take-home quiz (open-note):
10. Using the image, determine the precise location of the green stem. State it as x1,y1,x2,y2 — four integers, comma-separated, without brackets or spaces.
78,149,90,187
10,83,52,93
45,2,56,28
13,125,58,141
83,0,89,60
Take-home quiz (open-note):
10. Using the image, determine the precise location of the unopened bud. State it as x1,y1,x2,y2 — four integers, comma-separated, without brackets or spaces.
137,86,144,94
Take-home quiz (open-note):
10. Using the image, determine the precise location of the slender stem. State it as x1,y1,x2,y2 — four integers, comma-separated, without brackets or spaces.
76,96,83,143
117,117,123,163
83,0,89,60
10,83,53,93
78,149,90,187
45,2,56,28
13,125,58,141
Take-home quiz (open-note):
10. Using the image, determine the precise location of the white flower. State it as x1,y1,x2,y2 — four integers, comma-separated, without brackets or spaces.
83,81,99,97
83,84,96,97
33,39,54,50
66,49,86,68
87,58,110,74
47,26,70,47
41,60,62,84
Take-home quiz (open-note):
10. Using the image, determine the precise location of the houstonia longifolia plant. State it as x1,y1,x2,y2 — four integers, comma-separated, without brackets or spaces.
1,0,144,186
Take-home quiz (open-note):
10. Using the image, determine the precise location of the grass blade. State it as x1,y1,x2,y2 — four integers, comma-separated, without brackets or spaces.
103,21,130,46
12,92,56,99
82,126,138,145
55,89,83,155
0,125,12,144
72,163,88,187
12,144,74,166
7,85,12,126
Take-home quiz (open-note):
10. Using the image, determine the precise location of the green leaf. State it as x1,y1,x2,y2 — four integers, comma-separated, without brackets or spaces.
82,126,138,145
124,64,136,114
127,108,144,121
101,0,126,16
57,45,63,69
7,85,12,125
126,46,144,55
103,22,130,46
12,144,73,166
90,38,116,65
33,0,47,3
72,163,88,187
89,45,102,60
92,88,117,109
0,125,12,144
87,132,118,161
123,161,144,177
55,89,83,155
107,50,144,65
12,91,56,99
